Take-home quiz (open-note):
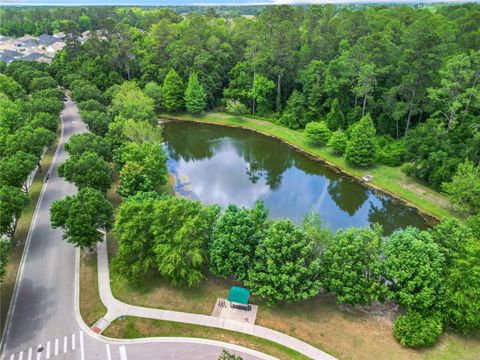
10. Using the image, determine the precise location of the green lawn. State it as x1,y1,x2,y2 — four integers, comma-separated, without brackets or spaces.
159,112,455,221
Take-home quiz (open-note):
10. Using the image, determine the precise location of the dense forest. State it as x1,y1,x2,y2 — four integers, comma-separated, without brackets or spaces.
3,4,476,192
0,3,479,352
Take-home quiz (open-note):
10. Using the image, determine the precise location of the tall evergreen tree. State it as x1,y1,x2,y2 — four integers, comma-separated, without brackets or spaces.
184,72,206,114
325,98,345,130
345,114,377,167
162,69,184,112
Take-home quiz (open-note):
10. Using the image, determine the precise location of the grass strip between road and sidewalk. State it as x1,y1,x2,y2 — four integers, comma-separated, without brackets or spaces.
0,140,58,336
103,316,310,360
159,112,455,222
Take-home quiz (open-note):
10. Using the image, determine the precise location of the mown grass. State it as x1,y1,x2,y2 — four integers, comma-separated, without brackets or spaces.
103,316,309,360
0,143,57,335
159,112,455,221
79,251,107,326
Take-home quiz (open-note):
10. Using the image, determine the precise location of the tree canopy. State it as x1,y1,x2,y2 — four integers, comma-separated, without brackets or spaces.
50,187,113,249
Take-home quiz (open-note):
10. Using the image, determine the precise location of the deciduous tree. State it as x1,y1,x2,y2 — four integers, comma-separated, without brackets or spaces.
50,187,113,249
246,219,321,304
0,186,29,241
209,202,268,281
321,225,387,305
65,133,112,161
385,227,444,311
58,151,113,193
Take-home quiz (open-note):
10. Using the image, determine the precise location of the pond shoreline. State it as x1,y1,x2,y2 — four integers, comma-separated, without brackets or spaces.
159,115,440,227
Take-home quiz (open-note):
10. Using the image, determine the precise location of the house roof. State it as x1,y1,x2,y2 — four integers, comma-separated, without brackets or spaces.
22,52,44,61
0,50,23,63
38,34,58,46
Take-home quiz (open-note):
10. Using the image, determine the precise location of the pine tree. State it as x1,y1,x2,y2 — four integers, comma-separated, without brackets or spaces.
326,98,345,130
345,114,377,167
279,90,306,129
162,69,184,112
184,72,206,114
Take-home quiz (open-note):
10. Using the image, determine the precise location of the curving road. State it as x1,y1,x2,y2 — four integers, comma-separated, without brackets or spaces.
0,98,272,360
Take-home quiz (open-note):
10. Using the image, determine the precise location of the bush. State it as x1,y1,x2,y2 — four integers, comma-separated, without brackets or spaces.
327,130,347,155
393,311,443,348
377,137,407,167
305,121,331,146
226,99,248,118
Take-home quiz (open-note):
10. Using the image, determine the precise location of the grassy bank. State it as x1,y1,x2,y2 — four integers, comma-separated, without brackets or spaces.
0,144,57,335
159,112,455,221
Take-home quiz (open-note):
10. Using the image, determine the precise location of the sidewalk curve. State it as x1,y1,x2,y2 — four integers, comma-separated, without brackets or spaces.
95,240,337,360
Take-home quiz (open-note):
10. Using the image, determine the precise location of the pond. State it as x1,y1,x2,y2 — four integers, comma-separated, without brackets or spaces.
162,120,429,235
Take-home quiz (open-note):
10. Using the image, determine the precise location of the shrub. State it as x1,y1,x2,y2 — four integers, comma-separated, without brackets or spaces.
377,137,407,167
226,99,248,118
393,311,443,348
305,121,331,146
327,130,347,155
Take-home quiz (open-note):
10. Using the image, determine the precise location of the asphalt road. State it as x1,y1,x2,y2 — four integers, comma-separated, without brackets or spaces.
0,98,270,360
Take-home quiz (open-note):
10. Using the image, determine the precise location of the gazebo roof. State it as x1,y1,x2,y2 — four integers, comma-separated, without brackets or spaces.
227,286,250,305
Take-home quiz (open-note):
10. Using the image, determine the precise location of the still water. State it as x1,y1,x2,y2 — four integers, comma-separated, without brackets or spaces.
163,120,428,234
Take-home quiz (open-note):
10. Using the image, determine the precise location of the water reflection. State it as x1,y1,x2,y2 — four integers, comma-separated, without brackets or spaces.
163,121,428,234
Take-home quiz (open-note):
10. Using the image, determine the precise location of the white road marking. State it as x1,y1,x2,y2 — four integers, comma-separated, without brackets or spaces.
106,344,111,360
46,341,50,359
71,333,76,350
54,339,58,356
79,331,84,360
9,354,14,360
27,348,32,360
19,351,24,360
36,344,41,360
63,336,67,353
119,346,128,360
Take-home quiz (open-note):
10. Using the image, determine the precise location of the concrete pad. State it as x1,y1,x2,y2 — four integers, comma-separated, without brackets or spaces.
212,298,258,325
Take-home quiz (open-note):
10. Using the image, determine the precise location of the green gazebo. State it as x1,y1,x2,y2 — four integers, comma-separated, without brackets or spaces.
227,286,251,310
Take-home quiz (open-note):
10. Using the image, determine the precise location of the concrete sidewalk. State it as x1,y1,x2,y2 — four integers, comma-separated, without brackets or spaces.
95,240,337,360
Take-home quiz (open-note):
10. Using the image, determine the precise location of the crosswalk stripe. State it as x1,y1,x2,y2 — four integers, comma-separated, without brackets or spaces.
9,354,14,360
46,341,50,359
71,333,76,351
36,344,41,360
27,348,32,360
54,339,58,357
63,336,67,354
79,331,84,360
119,346,128,360
106,344,111,360
19,351,24,360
